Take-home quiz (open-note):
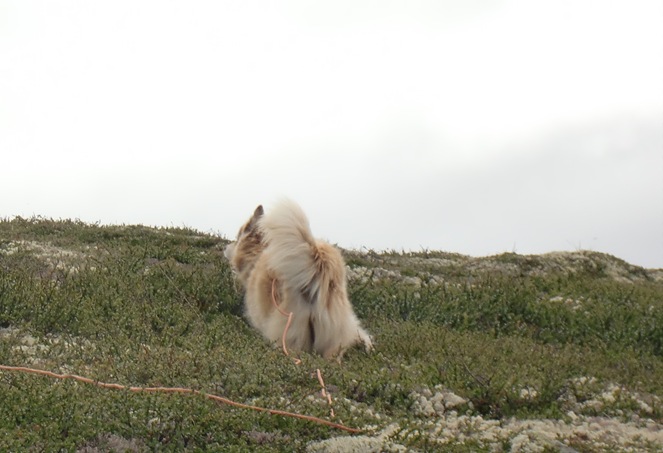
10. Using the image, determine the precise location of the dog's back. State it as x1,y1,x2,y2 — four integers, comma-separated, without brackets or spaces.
258,199,320,297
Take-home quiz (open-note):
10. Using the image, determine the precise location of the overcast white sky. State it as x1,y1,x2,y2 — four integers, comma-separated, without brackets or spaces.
1,1,662,268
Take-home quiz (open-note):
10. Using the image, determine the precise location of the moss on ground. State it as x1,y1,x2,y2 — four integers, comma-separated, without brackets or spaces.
1,217,661,451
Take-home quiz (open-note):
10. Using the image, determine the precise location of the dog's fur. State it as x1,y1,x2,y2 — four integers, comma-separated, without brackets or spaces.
224,200,372,359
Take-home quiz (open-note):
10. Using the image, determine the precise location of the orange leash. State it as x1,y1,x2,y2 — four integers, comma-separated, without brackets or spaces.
270,278,301,365
0,364,360,433
0,282,346,432
316,368,335,418
270,279,335,418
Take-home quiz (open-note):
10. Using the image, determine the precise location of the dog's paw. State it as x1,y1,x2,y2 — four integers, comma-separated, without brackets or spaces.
360,333,374,353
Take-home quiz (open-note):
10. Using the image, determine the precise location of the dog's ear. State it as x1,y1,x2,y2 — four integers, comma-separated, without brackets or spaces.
253,205,264,219
245,205,264,231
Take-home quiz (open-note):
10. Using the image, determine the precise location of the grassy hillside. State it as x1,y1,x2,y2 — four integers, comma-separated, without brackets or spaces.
1,216,661,452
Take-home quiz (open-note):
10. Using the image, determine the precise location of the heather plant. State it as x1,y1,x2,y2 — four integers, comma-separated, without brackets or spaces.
1,217,661,451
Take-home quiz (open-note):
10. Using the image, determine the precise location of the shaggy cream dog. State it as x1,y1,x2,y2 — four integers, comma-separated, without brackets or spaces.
224,200,372,359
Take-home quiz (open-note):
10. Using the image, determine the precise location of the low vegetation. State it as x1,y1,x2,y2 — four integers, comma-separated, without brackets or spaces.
1,216,661,451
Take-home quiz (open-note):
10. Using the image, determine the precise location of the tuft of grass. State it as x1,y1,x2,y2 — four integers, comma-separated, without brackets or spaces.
1,216,662,451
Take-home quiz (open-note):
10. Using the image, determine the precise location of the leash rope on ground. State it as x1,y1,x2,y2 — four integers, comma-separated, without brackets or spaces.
0,278,349,433
316,368,335,418
0,364,360,433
